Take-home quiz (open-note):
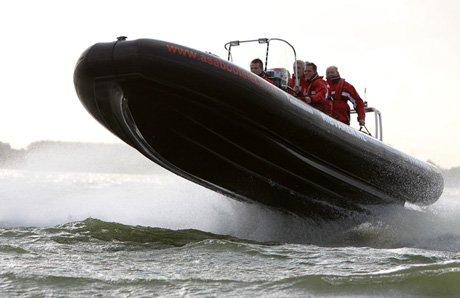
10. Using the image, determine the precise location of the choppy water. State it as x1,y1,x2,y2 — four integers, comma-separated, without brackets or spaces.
1,167,460,297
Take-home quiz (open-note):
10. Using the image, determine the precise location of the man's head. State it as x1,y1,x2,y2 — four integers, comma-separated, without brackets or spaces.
304,62,317,80
326,66,339,80
293,60,306,78
250,58,264,75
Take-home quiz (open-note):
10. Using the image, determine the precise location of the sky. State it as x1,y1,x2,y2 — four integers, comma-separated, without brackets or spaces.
1,0,459,169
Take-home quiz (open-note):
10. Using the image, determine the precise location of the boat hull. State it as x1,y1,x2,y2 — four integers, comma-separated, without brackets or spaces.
73,38,443,220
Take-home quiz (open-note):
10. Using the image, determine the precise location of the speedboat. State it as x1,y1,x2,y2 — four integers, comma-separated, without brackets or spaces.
73,37,443,220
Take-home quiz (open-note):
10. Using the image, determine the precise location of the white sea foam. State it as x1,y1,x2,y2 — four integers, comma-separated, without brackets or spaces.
1,144,459,250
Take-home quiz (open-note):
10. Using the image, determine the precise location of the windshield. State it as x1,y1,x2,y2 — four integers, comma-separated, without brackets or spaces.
225,39,296,75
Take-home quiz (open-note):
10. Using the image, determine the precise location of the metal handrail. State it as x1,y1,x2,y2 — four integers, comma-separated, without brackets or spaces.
351,107,383,141
224,38,299,90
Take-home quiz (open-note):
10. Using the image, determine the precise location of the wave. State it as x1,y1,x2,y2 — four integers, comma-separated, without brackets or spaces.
34,218,274,249
267,270,460,297
2,218,460,297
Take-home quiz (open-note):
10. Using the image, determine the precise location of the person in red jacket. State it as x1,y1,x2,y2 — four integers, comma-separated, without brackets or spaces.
326,66,366,126
250,58,275,85
288,60,306,96
300,62,332,115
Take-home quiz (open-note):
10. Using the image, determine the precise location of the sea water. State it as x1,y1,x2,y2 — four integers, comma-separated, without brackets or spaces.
1,163,460,297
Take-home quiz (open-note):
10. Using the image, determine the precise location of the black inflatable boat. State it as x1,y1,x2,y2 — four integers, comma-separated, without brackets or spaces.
73,37,443,220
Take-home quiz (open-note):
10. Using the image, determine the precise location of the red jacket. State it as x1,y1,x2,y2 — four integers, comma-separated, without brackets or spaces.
300,74,332,115
260,72,275,85
327,76,365,125
287,75,305,95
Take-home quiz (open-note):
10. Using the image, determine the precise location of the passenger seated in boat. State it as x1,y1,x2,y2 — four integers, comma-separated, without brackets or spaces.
326,66,366,126
250,58,275,85
299,62,332,115
288,60,306,96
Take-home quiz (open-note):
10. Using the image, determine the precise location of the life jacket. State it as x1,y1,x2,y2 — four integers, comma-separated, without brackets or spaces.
304,75,318,96
332,78,347,102
288,75,305,95
303,74,332,115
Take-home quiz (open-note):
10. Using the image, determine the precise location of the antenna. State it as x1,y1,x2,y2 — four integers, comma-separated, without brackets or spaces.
364,85,368,107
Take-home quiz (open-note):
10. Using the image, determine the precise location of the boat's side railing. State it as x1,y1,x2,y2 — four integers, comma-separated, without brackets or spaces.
351,107,383,141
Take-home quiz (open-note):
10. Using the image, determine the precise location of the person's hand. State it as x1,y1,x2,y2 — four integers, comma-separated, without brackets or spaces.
358,119,365,126
306,97,312,104
294,86,300,94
